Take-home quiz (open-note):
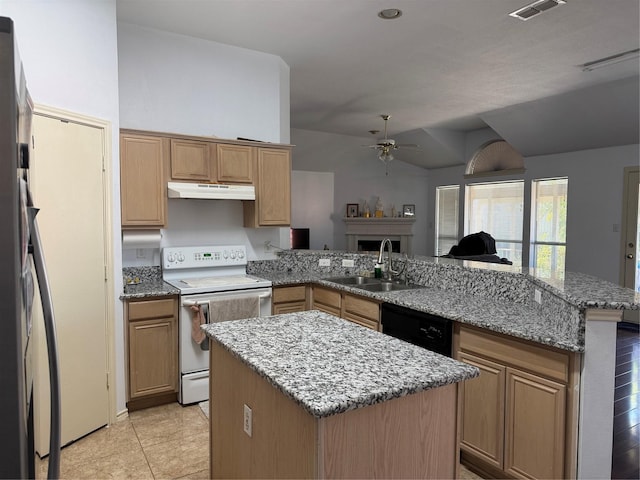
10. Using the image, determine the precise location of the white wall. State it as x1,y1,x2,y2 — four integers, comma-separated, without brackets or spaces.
0,0,126,413
426,144,639,284
291,128,430,254
291,171,334,250
117,23,288,143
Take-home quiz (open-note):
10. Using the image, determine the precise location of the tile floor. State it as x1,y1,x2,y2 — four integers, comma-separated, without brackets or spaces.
36,324,635,479
36,402,209,479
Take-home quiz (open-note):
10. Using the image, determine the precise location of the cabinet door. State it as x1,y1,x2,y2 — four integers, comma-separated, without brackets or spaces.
128,316,177,399
342,293,380,330
255,148,291,226
459,351,506,469
311,286,341,317
120,134,167,227
170,139,211,181
504,368,566,479
272,285,307,314
216,144,254,184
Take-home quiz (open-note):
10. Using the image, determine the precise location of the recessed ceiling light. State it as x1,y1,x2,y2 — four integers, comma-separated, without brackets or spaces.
378,8,403,20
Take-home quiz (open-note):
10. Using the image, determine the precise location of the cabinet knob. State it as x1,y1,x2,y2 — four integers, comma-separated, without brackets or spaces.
627,254,634,259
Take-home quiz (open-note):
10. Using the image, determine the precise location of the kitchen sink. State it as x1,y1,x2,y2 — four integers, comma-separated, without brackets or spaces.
358,281,419,292
325,275,379,285
324,276,419,292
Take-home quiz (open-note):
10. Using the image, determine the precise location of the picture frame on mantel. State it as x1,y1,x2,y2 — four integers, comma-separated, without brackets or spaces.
346,203,359,218
403,204,415,217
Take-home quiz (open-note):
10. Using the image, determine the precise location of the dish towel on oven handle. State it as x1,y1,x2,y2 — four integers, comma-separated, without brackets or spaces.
190,303,208,346
209,296,260,324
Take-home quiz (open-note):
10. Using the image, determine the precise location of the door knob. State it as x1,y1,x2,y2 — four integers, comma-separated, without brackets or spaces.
627,254,634,259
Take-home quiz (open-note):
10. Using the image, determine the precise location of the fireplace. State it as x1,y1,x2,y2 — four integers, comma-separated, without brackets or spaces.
343,218,415,256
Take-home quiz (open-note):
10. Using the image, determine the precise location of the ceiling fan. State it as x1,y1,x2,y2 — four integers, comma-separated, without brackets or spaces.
365,114,419,172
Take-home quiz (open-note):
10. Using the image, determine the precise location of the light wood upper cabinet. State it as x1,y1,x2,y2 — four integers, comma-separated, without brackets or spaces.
120,133,168,228
244,147,291,227
216,144,254,184
170,138,212,181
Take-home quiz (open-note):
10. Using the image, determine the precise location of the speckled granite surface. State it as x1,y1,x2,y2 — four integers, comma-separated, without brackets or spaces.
247,250,640,353
120,266,179,299
203,311,479,418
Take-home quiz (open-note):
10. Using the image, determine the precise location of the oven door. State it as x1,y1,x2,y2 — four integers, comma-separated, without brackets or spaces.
178,287,272,404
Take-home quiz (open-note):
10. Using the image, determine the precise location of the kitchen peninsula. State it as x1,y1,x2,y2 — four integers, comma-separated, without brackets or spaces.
203,311,479,479
247,249,640,479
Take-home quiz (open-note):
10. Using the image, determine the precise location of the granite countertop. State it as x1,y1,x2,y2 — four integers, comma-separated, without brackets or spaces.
120,279,179,299
119,266,179,299
257,271,586,351
203,311,479,418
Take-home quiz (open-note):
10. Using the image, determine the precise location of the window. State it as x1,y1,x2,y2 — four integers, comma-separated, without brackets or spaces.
531,178,567,278
465,181,524,264
435,185,459,256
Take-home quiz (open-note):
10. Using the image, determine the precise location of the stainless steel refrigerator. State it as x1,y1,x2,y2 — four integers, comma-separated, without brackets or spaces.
0,16,61,479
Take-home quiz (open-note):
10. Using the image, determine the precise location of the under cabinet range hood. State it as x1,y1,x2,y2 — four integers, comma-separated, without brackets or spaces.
167,182,255,200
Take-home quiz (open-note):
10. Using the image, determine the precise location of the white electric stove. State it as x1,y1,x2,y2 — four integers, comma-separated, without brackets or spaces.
162,245,272,404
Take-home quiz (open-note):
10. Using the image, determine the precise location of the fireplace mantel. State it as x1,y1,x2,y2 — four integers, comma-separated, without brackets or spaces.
343,217,415,255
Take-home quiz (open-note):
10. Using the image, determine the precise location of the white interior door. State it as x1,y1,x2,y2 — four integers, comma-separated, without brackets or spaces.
621,167,639,323
31,113,110,455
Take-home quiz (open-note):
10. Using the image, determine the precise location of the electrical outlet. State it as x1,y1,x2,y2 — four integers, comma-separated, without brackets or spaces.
243,404,252,437
319,258,331,267
534,289,542,304
342,259,355,267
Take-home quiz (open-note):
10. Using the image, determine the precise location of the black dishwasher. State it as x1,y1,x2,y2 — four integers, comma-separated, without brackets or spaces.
381,303,452,357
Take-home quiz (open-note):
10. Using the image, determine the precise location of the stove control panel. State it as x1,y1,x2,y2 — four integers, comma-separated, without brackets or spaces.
163,245,248,270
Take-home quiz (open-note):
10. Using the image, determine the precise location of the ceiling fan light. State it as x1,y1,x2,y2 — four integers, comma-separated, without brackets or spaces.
379,151,394,163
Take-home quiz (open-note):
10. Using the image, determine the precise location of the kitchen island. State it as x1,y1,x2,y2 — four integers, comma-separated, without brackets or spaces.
203,311,479,479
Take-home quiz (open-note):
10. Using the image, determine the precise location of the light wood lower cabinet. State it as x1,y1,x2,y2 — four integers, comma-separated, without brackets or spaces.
311,286,341,317
272,285,308,314
125,297,179,411
457,325,578,479
311,285,380,330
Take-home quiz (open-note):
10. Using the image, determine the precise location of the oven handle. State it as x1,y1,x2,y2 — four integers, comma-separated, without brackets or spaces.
181,290,271,307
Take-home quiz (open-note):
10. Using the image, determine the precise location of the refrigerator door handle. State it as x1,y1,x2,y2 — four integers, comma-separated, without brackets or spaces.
28,200,61,480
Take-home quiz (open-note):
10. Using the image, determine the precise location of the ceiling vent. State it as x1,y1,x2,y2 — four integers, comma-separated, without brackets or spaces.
465,140,525,178
509,0,566,21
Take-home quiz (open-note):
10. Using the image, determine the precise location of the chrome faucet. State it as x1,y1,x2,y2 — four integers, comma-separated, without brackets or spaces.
377,238,398,281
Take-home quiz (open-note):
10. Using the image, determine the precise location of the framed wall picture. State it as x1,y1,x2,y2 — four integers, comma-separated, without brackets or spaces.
346,203,359,218
403,204,415,217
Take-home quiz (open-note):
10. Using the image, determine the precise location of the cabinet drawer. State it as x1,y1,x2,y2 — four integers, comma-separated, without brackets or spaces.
343,294,379,321
343,312,379,331
459,326,570,383
273,302,307,315
273,285,306,304
128,298,175,321
312,287,341,309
